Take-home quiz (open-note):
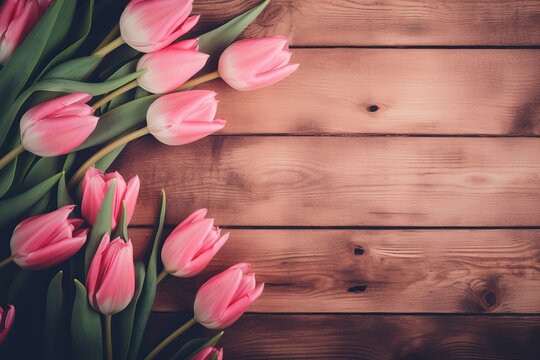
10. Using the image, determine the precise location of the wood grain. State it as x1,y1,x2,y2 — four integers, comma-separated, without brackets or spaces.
143,314,540,360
115,136,540,227
130,229,540,313
206,49,540,135
191,0,540,46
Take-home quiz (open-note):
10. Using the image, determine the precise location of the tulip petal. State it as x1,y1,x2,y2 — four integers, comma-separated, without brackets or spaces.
178,208,208,230
86,233,111,310
124,176,140,224
152,119,226,146
15,232,87,269
82,169,107,226
216,283,264,329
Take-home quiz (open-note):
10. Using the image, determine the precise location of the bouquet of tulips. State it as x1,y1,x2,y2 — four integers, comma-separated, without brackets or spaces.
0,0,298,359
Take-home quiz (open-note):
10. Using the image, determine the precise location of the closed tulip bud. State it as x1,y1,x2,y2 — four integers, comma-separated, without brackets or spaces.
191,347,223,360
146,90,225,145
0,0,52,64
86,234,135,315
0,305,15,346
81,167,140,231
218,36,299,91
137,39,209,94
120,0,199,53
194,263,264,329
10,206,88,269
20,93,99,157
162,209,229,278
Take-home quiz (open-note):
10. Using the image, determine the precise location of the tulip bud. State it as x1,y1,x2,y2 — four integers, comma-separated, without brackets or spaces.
0,0,52,64
194,263,264,329
10,206,88,269
146,90,225,145
218,36,299,91
120,0,199,53
81,167,140,231
0,305,15,347
19,93,99,157
137,39,209,94
86,233,135,315
191,347,223,360
162,209,229,278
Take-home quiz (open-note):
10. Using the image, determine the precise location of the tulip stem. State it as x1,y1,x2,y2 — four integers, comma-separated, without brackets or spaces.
156,270,168,285
105,315,113,360
144,317,197,360
174,71,220,92
93,36,125,57
68,127,150,189
0,145,25,172
94,24,120,54
0,256,13,270
91,80,139,110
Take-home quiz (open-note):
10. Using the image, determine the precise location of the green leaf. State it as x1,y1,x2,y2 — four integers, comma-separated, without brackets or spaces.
38,0,96,80
105,60,139,111
199,0,270,58
113,261,146,360
42,56,103,81
173,332,224,360
78,95,157,150
57,172,74,208
112,202,129,241
71,280,103,360
0,70,145,147
95,143,127,172
0,172,62,227
127,190,167,359
84,181,116,274
44,271,67,360
25,191,52,217
0,128,22,198
21,156,64,191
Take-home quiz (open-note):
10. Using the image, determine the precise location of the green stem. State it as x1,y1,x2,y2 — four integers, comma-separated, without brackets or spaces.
94,24,120,54
174,71,220,92
91,80,139,110
105,315,113,360
144,317,197,360
156,270,168,285
68,127,150,189
0,256,13,270
0,145,24,172
93,36,125,57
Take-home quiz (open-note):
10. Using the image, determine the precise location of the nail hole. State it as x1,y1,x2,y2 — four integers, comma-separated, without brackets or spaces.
354,247,365,255
366,105,379,112
347,285,367,293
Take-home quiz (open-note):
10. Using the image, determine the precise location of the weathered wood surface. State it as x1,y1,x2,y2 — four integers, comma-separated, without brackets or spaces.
144,314,540,360
130,228,540,313
192,0,540,46
116,136,540,227
205,49,540,135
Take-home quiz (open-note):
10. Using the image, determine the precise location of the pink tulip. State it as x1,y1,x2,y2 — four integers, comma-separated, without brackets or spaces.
120,0,199,53
137,38,209,94
81,167,140,231
194,263,264,329
162,209,229,278
0,0,52,64
10,206,88,269
86,233,135,315
218,36,299,91
19,93,99,157
146,90,225,145
191,347,223,360
0,305,14,346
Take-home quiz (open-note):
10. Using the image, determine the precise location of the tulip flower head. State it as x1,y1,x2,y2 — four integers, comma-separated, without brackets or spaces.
194,263,264,329
120,0,199,53
162,208,229,278
10,206,88,269
146,90,225,145
0,305,15,346
86,234,135,315
218,36,299,91
81,167,140,231
137,38,209,94
191,347,223,360
19,93,99,157
0,0,52,64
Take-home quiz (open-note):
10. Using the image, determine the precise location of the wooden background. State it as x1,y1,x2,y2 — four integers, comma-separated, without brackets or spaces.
114,1,540,359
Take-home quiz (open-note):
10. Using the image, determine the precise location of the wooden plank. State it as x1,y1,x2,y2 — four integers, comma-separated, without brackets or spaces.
116,136,540,227
208,49,540,135
143,314,540,359
130,229,540,313
192,0,540,46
